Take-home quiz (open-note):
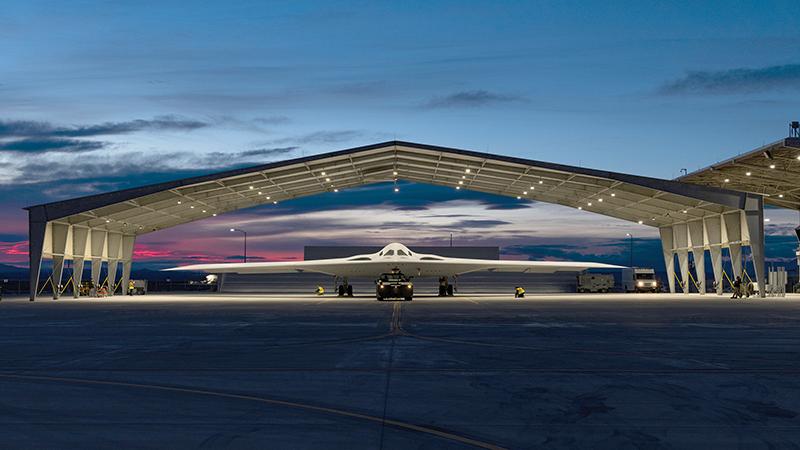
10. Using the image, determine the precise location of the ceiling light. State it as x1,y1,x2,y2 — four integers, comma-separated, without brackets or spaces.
321,171,326,176
577,206,583,210
105,219,110,223
724,178,730,183
796,156,800,161
682,210,688,213
456,186,461,190
598,198,603,202
459,181,463,185
651,218,656,221
266,196,271,200
523,191,527,195
770,164,776,169
765,218,771,222
745,172,752,176
610,193,616,197
637,220,643,224
462,175,466,179
393,171,398,176
257,191,262,195
538,180,543,184
190,205,195,209
779,194,784,198
212,214,217,217
230,228,235,232
177,201,182,204
273,201,278,204
325,177,330,182
202,210,206,213
529,186,535,190
249,186,254,190
334,189,339,192
465,168,471,173
587,202,592,206
394,187,399,192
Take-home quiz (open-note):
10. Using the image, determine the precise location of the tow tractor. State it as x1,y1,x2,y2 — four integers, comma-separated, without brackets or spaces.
376,271,414,301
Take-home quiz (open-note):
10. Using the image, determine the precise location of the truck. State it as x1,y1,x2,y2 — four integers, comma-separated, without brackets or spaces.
622,268,659,293
577,273,614,293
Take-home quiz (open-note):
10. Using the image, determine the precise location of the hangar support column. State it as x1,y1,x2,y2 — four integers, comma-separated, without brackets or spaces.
658,227,676,294
71,227,89,298
744,196,766,298
28,209,47,301
673,223,689,294
120,235,136,296
688,220,706,295
106,233,122,295
704,216,724,295
50,223,69,299
90,229,106,293
723,212,743,283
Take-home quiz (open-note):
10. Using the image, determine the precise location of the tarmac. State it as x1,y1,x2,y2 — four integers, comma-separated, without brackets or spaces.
1,292,799,449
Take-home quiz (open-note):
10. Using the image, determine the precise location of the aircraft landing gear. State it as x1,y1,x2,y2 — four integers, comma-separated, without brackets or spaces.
337,278,353,297
438,277,455,296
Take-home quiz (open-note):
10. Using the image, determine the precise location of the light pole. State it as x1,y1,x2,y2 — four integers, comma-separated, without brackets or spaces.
626,233,634,267
230,228,247,263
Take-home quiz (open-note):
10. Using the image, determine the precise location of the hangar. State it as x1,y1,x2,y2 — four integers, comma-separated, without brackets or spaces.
26,139,797,301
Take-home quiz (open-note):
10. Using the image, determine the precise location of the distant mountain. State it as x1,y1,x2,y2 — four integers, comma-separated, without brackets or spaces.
0,263,27,278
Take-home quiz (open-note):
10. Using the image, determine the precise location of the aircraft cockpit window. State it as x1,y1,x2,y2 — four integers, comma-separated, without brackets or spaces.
397,250,408,256
384,250,395,256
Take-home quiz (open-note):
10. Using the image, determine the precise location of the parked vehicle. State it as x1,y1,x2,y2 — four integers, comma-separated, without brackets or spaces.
577,273,614,293
622,268,659,293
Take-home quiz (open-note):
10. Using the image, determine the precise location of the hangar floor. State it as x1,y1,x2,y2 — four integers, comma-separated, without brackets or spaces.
1,293,799,449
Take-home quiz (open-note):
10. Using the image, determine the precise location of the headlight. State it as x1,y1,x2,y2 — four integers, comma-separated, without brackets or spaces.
637,281,644,287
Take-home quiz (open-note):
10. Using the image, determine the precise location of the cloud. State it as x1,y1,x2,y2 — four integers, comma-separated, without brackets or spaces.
422,90,525,109
267,130,364,145
0,115,208,138
235,147,298,158
658,64,800,95
0,138,107,153
0,115,210,156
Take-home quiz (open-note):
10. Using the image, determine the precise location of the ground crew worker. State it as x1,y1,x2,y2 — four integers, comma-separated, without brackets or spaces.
514,286,525,298
731,276,742,299
315,285,325,296
128,280,135,296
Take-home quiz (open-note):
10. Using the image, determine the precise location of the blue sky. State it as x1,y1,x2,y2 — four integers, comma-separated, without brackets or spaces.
1,0,799,271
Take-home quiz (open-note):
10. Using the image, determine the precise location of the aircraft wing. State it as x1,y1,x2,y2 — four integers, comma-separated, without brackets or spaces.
165,258,625,278
164,259,362,277
410,258,626,277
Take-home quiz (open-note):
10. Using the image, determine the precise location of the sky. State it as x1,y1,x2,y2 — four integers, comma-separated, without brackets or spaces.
1,0,799,273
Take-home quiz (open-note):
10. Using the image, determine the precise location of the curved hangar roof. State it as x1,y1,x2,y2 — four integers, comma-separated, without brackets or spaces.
26,141,759,233
678,137,800,210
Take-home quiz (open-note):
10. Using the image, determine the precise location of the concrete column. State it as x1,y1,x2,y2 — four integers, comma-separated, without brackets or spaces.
71,227,89,298
73,258,85,297
729,244,743,280
673,223,689,294
677,250,690,294
688,220,706,294
50,223,69,299
723,212,743,282
704,215,724,295
120,235,135,295
744,196,766,297
90,229,106,293
658,226,676,294
709,247,723,295
28,209,47,301
106,232,122,295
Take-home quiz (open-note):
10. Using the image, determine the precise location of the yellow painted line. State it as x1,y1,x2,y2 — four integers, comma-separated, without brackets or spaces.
0,374,506,450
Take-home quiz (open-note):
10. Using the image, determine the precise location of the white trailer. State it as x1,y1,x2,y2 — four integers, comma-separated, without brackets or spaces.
577,274,614,293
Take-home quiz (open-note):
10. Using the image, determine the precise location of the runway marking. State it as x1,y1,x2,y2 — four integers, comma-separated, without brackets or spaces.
0,373,506,450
